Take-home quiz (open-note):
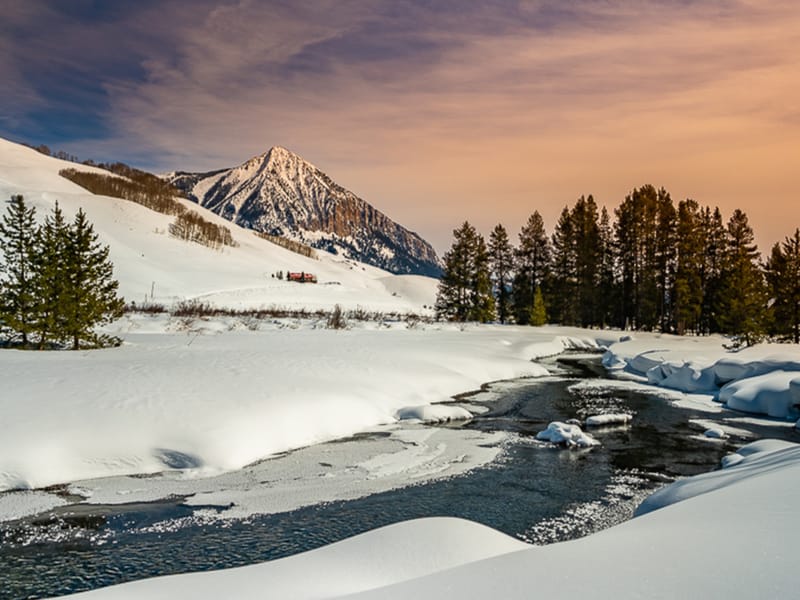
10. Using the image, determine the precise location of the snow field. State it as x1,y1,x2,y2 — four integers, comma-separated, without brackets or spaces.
0,321,603,497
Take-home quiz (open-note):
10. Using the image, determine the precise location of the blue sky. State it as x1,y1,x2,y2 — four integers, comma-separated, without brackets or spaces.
3,1,799,252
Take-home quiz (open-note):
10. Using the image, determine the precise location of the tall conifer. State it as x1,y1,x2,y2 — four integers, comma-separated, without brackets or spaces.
488,224,514,324
435,222,495,322
765,229,800,343
513,212,550,325
62,209,124,349
0,195,38,345
717,209,768,347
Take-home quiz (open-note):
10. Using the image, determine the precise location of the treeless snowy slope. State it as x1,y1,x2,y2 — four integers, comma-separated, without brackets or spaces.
0,137,437,312
64,442,800,600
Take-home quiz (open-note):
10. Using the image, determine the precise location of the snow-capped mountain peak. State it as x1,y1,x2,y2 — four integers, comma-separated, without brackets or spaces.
168,147,441,277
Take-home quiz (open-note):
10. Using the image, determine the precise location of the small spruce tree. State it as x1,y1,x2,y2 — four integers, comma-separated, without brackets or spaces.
32,202,70,348
435,222,495,322
61,208,124,349
529,286,547,326
488,224,514,324
0,195,39,345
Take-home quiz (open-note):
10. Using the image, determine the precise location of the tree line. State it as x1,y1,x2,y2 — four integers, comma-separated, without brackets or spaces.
0,195,124,349
436,185,800,346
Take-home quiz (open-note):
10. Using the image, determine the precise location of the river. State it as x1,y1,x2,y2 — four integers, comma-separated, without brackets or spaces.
1,354,796,599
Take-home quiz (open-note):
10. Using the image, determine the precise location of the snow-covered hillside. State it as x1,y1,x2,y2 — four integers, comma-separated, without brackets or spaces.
0,137,437,313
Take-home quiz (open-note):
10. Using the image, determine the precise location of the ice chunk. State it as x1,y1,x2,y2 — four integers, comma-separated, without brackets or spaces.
585,413,632,427
396,405,473,424
536,422,599,448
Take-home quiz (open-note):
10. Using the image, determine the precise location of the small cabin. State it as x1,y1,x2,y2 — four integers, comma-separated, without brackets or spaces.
287,271,317,283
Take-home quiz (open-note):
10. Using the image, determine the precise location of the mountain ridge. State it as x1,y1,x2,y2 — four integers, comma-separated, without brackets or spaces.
168,147,442,277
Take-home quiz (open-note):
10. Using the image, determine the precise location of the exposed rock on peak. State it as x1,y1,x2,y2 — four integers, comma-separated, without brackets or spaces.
168,148,440,277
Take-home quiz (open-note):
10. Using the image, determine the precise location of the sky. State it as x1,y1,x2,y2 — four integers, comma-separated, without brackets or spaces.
2,0,799,254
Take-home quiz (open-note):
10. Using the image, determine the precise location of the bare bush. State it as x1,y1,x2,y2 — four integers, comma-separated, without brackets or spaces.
327,304,348,329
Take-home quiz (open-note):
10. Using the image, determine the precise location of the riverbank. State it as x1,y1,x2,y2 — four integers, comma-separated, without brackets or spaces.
0,318,610,516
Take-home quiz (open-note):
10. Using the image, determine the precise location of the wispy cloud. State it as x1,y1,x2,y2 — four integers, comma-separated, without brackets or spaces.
3,1,799,251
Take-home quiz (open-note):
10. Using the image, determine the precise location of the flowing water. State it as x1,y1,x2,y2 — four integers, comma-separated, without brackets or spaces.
1,355,797,599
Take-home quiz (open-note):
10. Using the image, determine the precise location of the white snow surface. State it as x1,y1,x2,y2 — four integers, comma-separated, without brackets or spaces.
603,333,800,420
395,404,473,423
535,422,599,447
584,413,632,427
66,441,800,600
0,318,601,495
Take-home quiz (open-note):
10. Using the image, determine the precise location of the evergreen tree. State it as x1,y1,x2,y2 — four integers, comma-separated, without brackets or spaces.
654,189,677,332
597,206,617,328
513,212,550,325
548,206,577,325
673,199,704,334
699,206,727,334
0,195,39,345
717,209,768,347
530,285,547,326
32,202,70,348
548,196,602,327
571,195,601,327
765,229,800,343
488,224,514,324
61,208,124,349
615,185,673,331
435,222,495,322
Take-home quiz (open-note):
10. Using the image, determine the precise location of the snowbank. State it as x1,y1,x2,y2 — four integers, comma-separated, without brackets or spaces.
0,322,607,494
603,334,800,420
66,439,800,599
636,439,800,515
536,422,599,448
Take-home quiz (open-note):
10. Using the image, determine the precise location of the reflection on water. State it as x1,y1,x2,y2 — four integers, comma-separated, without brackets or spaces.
1,355,797,599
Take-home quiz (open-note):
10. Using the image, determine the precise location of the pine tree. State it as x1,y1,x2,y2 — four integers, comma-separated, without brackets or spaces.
435,222,495,323
32,202,70,348
488,224,514,324
654,189,677,332
765,229,800,343
673,199,704,334
548,206,577,325
571,195,601,327
468,233,495,322
530,285,547,326
597,206,617,328
615,185,672,331
513,212,550,325
699,206,727,334
0,195,39,345
61,208,124,349
717,209,768,347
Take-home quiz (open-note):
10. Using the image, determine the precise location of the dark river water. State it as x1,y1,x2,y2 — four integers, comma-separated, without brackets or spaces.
1,355,798,599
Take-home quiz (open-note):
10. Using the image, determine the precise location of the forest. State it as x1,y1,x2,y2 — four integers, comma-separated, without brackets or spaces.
436,185,800,346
